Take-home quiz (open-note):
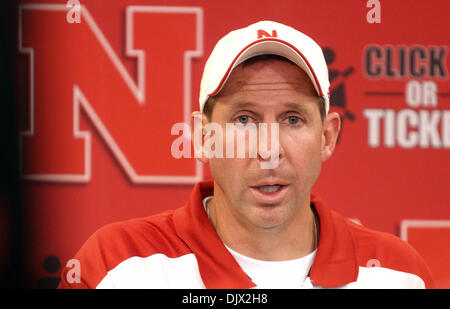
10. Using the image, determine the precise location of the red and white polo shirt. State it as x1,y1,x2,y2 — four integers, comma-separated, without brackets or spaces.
58,180,434,289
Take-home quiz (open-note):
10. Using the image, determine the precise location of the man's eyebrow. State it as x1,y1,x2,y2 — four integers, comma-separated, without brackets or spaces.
227,101,313,116
228,101,257,110
282,102,311,113
229,101,309,110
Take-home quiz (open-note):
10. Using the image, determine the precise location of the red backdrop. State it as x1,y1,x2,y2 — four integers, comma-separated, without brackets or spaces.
10,0,450,288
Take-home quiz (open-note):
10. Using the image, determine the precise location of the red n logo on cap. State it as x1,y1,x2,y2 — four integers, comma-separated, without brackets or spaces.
257,29,278,39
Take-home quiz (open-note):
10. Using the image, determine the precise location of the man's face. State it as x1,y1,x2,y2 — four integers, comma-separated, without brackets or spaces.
202,57,338,230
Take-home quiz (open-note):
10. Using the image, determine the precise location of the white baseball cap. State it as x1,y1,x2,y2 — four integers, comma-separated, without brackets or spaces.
199,20,330,114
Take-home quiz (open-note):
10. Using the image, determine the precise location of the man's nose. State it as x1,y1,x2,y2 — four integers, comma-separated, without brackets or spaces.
257,122,283,168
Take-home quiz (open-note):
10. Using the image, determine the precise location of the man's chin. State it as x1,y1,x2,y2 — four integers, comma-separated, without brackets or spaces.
243,200,291,230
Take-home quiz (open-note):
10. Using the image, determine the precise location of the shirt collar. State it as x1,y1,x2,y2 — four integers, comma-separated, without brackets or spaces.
173,180,255,288
173,180,359,288
309,194,359,287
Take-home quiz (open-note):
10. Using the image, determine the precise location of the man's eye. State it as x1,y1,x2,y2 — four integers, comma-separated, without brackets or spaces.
237,115,250,124
287,116,300,125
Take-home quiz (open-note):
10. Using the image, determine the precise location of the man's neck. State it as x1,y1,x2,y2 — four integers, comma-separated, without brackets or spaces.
205,192,317,261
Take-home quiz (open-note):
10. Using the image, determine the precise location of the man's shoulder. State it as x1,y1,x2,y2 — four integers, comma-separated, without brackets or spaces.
342,217,434,287
345,218,417,261
58,209,191,288
87,209,188,257
94,210,175,241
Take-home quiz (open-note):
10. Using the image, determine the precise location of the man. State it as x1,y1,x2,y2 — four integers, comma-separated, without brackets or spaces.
58,21,434,289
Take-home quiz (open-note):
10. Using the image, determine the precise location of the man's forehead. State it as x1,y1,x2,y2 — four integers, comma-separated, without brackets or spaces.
236,81,310,92
225,100,315,113
218,57,317,97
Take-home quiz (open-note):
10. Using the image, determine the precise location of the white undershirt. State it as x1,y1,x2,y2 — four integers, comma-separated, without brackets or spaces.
202,196,317,288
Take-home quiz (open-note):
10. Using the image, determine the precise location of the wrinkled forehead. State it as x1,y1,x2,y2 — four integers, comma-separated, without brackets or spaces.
217,55,317,98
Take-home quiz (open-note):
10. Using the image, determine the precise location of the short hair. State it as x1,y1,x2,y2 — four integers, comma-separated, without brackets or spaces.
202,55,326,122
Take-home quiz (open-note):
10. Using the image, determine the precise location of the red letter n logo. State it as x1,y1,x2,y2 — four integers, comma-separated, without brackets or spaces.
257,29,277,39
18,4,204,184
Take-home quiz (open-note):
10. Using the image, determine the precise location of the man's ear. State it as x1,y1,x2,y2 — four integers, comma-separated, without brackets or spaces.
321,112,341,162
191,111,209,164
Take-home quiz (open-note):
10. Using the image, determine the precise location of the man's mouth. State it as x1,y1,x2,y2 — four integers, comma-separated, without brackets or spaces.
250,182,289,204
257,184,283,193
